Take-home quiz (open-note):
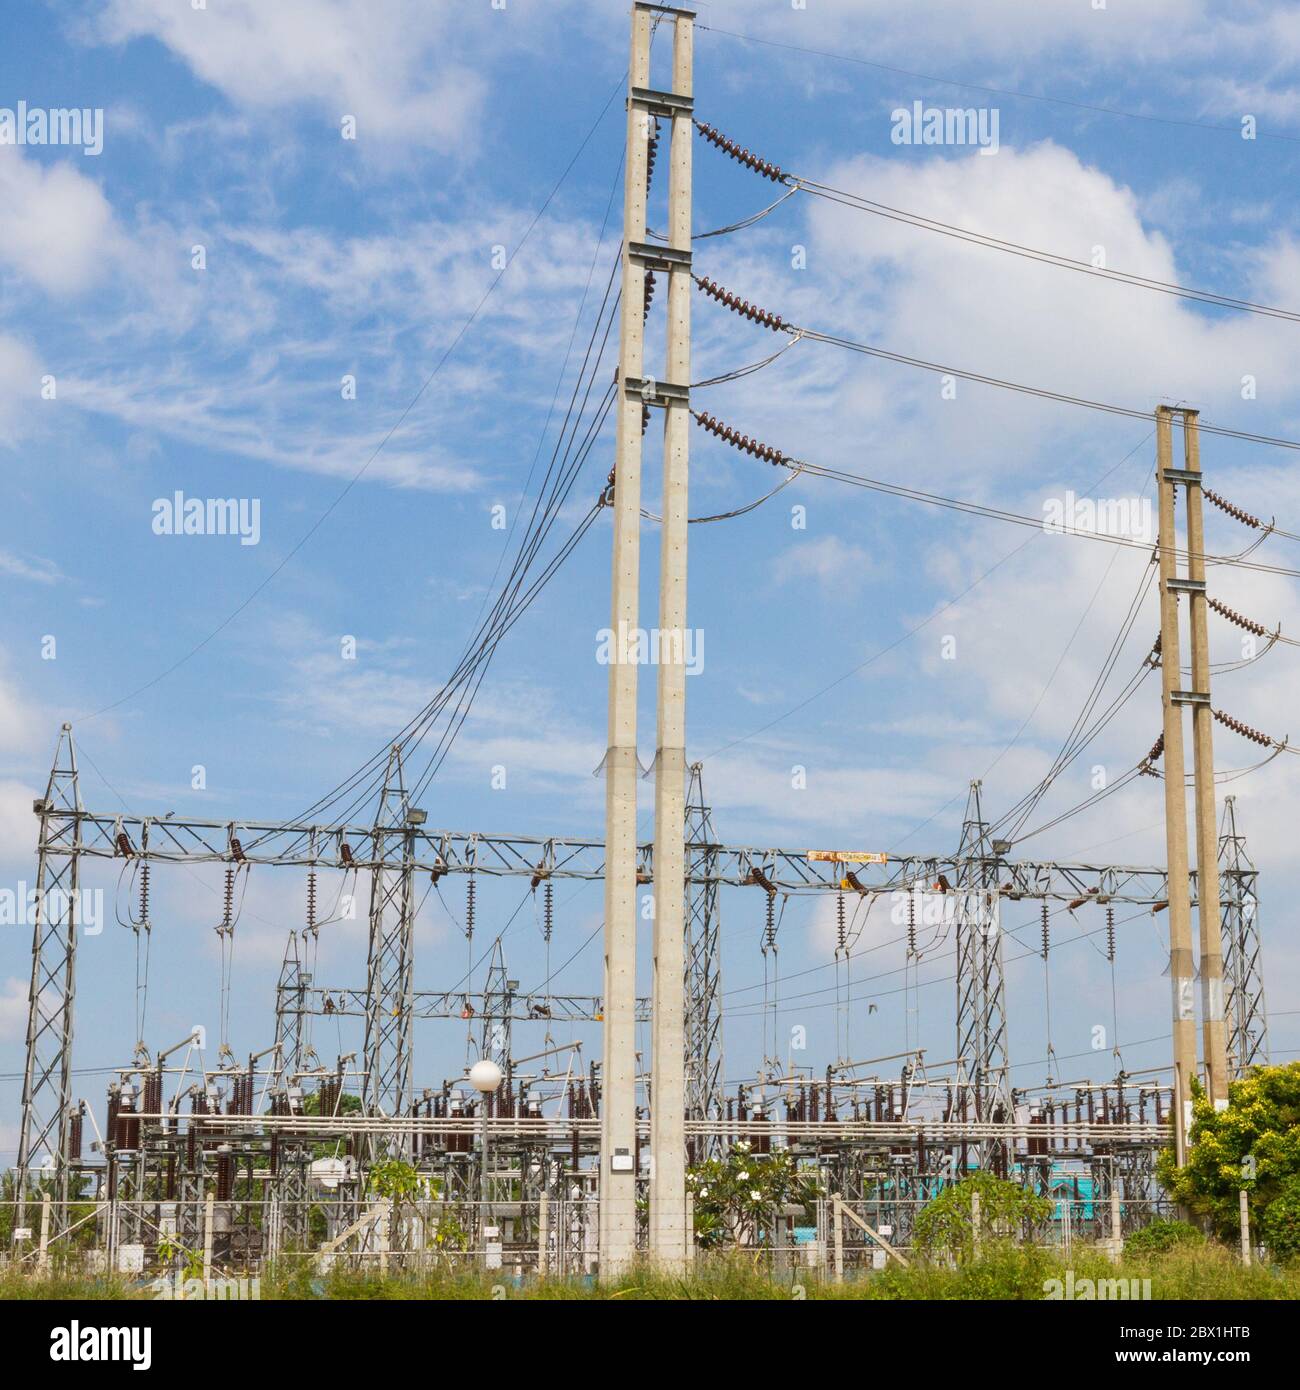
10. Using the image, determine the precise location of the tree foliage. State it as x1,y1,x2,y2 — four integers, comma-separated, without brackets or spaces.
367,1159,421,1201
1259,1176,1300,1264
1157,1062,1300,1244
913,1172,1052,1260
686,1143,820,1249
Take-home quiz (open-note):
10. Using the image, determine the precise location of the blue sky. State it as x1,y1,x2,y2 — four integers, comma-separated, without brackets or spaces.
3,1,1300,1155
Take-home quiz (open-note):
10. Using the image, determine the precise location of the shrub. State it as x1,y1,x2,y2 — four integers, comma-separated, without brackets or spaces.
1123,1218,1204,1257
1157,1062,1300,1241
1259,1176,1300,1264
912,1173,1053,1261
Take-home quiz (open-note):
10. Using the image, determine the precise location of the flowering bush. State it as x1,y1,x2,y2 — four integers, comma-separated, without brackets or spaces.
1157,1062,1300,1250
686,1143,821,1249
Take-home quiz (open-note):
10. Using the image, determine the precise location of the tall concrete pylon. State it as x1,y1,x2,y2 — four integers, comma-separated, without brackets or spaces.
1181,411,1230,1108
601,1,697,1274
1153,405,1237,1161
647,6,695,1271
1155,406,1198,1164
598,2,654,1274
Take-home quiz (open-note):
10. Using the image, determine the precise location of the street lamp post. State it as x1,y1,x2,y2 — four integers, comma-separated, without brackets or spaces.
469,1059,503,1262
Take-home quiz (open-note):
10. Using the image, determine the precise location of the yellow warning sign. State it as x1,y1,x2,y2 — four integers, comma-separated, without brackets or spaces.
806,850,888,864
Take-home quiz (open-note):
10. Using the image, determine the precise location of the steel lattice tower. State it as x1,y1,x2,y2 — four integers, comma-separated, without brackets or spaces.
684,763,723,1158
480,939,514,1068
270,928,313,1247
361,744,416,1151
274,929,307,1077
1219,796,1269,1076
16,723,83,1217
954,781,1011,1167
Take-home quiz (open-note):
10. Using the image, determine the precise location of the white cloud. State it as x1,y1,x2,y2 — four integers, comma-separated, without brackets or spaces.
0,977,28,1042
703,745,955,842
701,0,1300,111
774,535,874,589
0,551,61,584
801,141,1300,488
96,0,488,149
0,333,44,437
711,0,1199,63
0,148,119,295
47,201,612,493
0,671,43,759
0,781,38,864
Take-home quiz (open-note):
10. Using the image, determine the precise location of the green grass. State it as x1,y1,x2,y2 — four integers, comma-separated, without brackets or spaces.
0,1271,144,1300
4,1242,1297,1300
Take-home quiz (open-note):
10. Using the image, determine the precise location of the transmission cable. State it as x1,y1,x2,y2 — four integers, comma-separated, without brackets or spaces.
691,411,1300,580
258,248,624,842
693,113,1300,318
75,74,626,726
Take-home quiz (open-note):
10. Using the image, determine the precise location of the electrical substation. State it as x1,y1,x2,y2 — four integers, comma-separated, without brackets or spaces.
10,4,1294,1282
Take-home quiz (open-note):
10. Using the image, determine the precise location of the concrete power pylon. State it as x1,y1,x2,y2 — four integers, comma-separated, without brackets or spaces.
1155,405,1231,1163
647,3,695,1272
600,1,697,1273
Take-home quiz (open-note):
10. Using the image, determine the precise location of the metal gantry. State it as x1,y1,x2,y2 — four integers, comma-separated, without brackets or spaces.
953,782,1011,1169
1219,796,1269,1076
10,722,1270,1227
684,763,723,1159
26,795,1206,899
15,723,82,1219
361,745,417,1149
279,983,651,1026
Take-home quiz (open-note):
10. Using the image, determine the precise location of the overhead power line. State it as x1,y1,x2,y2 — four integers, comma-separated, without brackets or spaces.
802,324,1300,451
262,253,625,841
795,178,1300,324
688,406,1300,581
694,115,1300,323
689,268,1300,454
74,73,628,727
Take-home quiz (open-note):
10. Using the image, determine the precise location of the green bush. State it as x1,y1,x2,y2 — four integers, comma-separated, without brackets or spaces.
1158,1062,1300,1240
1259,1176,1300,1264
1123,1218,1204,1257
912,1173,1053,1261
686,1143,821,1250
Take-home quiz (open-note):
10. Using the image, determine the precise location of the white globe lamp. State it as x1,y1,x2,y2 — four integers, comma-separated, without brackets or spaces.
469,1058,504,1093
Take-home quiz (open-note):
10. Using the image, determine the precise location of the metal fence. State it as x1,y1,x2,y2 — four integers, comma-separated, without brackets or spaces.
2,1188,1184,1286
